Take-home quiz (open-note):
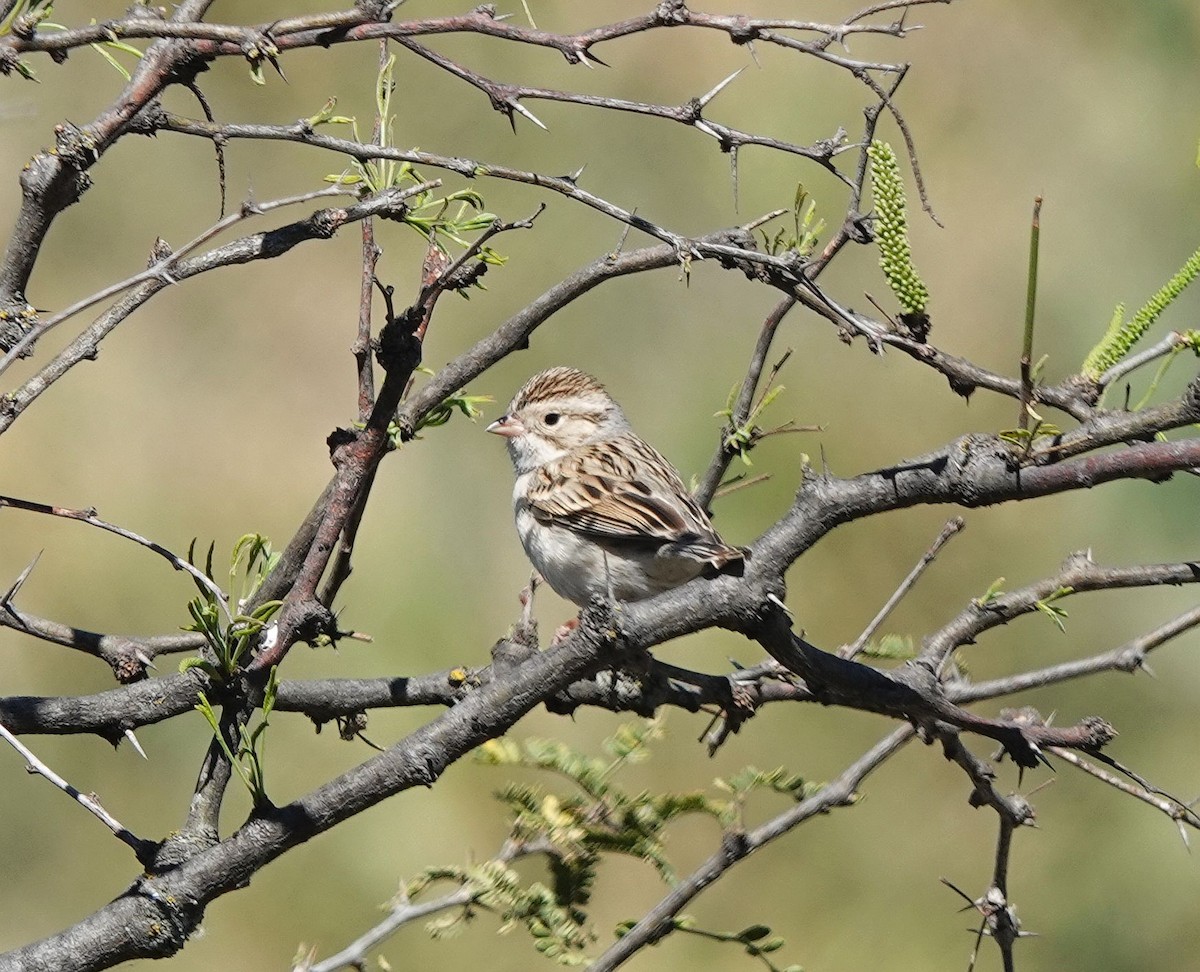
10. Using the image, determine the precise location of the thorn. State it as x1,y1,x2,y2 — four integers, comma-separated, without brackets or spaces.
693,119,722,141
1177,818,1191,851
576,49,594,69
124,728,148,760
509,100,548,131
493,11,514,21
1024,777,1055,798
741,208,787,233
134,649,157,671
940,876,974,906
566,163,587,184
610,211,635,258
3,549,42,605
698,67,745,107
746,40,761,68
766,592,793,617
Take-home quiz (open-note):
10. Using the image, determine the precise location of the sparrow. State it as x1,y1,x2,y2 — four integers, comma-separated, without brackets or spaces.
488,366,744,606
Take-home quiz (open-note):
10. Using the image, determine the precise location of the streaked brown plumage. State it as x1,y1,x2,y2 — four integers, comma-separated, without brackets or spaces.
488,367,743,605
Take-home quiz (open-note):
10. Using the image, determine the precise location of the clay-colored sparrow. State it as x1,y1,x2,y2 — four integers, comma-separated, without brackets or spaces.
488,367,744,606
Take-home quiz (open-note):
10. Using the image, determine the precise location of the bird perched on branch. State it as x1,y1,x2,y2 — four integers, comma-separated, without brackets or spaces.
488,366,744,606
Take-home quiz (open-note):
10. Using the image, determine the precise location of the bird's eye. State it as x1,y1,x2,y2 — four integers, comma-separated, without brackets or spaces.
544,412,561,426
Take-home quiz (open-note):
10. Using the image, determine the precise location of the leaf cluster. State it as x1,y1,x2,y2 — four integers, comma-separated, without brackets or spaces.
757,185,825,258
314,57,506,271
194,666,279,808
180,534,282,677
715,380,788,466
400,722,817,966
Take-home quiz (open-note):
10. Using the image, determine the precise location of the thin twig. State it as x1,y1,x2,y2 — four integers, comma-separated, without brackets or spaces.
695,295,797,509
0,186,358,376
952,603,1200,703
589,726,914,970
842,516,965,658
304,839,530,972
919,554,1200,673
1048,747,1200,840
0,721,154,862
0,187,432,436
0,493,231,621
1018,196,1043,431
1097,330,1191,388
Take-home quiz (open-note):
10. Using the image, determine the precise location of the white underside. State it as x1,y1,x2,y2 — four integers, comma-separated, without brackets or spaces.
513,483,702,605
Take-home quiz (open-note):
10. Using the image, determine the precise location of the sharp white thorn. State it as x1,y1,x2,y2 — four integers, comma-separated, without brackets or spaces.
4,549,43,604
577,49,594,69
699,67,745,107
134,649,157,671
511,101,548,131
124,728,148,760
693,120,722,140
767,593,793,617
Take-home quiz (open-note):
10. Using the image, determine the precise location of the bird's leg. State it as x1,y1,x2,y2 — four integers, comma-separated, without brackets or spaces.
512,573,542,649
550,616,579,646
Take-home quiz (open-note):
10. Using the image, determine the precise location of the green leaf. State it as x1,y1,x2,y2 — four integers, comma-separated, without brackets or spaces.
859,634,916,660
307,97,340,126
323,171,363,186
975,577,1006,607
178,656,219,677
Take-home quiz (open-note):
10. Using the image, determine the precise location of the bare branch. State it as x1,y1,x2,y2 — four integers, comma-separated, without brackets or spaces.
843,515,965,659
590,726,914,970
0,493,230,619
0,721,156,863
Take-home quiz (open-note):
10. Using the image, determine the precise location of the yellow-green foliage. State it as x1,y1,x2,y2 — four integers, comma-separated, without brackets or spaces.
402,722,817,965
867,140,929,315
1082,243,1200,380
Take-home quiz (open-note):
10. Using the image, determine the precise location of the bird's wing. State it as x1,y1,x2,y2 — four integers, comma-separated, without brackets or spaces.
525,435,718,548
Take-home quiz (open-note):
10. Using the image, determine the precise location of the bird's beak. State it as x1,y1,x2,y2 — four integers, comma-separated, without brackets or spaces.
486,414,525,438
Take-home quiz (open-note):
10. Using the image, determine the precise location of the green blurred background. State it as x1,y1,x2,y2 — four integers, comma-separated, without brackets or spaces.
1,2,1198,969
